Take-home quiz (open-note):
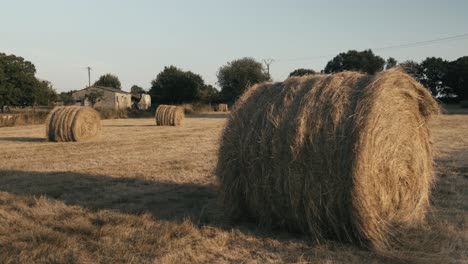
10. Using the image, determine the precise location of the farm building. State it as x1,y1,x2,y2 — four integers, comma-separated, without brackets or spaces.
72,86,132,109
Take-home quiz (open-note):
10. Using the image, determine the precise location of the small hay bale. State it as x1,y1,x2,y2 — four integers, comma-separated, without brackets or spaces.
217,103,229,112
216,68,439,251
45,106,101,142
155,105,184,126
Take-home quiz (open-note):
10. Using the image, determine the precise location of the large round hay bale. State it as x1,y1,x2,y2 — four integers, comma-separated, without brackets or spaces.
155,105,184,126
217,103,229,112
216,68,439,251
45,106,101,142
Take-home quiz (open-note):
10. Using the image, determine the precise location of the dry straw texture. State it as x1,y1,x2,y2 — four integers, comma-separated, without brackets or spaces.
155,105,185,126
216,68,440,251
217,104,229,112
45,106,101,142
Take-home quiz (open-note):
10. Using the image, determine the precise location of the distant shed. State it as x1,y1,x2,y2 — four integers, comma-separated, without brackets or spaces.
72,86,132,110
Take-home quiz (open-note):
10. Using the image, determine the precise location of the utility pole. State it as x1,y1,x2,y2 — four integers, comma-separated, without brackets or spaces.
86,66,92,87
262,58,274,76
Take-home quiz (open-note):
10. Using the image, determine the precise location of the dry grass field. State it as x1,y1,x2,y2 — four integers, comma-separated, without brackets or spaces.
0,111,467,263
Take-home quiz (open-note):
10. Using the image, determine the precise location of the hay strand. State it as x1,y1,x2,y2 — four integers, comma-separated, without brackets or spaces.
216,68,439,251
155,105,184,126
45,106,101,142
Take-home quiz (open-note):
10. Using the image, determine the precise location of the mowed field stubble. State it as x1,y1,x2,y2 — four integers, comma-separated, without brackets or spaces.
0,111,467,263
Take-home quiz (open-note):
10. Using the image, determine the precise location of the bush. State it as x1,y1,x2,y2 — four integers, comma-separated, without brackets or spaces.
181,103,194,114
177,103,214,114
0,111,49,127
95,108,128,119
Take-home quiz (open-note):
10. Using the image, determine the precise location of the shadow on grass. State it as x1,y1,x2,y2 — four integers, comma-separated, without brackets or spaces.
0,170,449,263
441,104,468,115
0,170,221,223
0,137,46,142
0,171,311,241
187,113,230,119
102,125,156,127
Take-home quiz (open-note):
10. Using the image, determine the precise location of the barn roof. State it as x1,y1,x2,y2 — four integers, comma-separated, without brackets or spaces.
78,86,132,95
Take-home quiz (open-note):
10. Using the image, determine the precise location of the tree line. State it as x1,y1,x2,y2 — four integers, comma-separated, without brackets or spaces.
148,58,269,104
1,50,467,112
320,49,467,101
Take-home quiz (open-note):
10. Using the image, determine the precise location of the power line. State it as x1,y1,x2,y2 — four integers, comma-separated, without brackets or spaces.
275,33,468,63
374,33,468,51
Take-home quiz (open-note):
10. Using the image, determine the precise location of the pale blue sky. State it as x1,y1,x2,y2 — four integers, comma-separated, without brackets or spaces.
1,0,467,92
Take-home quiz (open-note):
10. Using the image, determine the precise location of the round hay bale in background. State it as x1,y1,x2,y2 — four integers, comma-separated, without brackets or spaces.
216,68,439,251
45,106,101,142
217,103,229,112
155,105,184,126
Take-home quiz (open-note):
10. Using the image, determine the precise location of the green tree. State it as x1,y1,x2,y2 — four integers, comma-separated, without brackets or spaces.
34,80,58,106
385,57,398,70
217,57,270,102
85,90,104,106
445,56,468,101
94,73,121,89
199,84,219,103
130,85,145,94
419,57,450,97
324,49,385,74
59,91,77,105
0,52,56,111
399,60,423,80
149,66,205,104
288,68,316,78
